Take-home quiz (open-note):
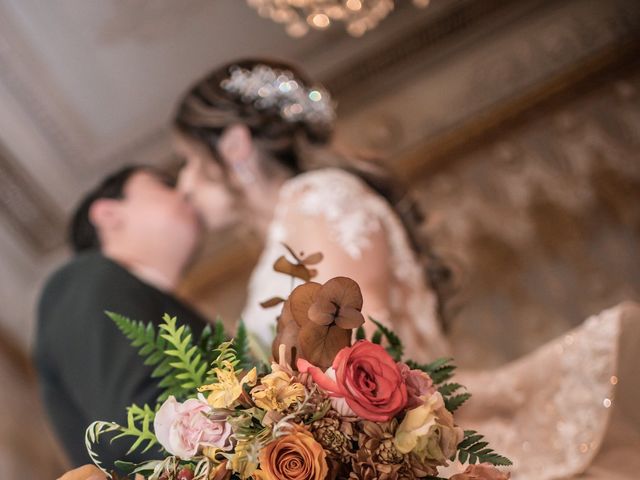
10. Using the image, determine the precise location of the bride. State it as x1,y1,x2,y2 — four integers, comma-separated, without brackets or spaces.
170,58,640,479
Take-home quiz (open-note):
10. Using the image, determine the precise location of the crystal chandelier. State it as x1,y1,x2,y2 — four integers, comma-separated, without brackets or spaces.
246,0,431,38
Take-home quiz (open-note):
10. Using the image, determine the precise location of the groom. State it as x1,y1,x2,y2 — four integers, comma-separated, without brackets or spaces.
35,166,208,469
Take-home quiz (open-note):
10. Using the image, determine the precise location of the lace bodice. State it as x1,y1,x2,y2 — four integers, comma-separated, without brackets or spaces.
241,168,449,360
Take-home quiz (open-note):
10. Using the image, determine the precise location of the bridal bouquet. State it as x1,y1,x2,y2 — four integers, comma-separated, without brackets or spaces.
87,248,511,480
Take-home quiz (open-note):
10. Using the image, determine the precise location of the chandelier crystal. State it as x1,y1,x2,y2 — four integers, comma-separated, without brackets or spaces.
246,0,431,38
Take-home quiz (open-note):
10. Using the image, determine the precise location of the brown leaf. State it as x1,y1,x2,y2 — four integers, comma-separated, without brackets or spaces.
319,277,364,311
302,252,324,265
308,298,339,326
260,297,286,309
307,277,364,329
288,282,321,327
335,307,365,329
282,243,302,263
273,255,312,282
272,299,300,364
298,321,352,370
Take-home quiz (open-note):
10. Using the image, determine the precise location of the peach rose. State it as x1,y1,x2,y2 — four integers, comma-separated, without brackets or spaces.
298,340,408,422
256,426,328,480
394,392,463,465
450,463,511,479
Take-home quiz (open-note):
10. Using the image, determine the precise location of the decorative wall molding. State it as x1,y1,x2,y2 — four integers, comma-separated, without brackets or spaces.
397,39,640,180
324,0,520,98
0,143,64,255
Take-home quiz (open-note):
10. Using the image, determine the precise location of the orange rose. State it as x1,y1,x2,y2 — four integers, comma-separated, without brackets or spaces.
257,426,328,480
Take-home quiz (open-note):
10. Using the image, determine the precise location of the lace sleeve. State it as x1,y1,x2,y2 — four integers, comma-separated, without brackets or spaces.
274,168,386,260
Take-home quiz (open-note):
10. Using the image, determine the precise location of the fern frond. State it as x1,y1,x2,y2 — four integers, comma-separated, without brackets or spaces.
405,357,457,385
200,317,228,366
234,321,250,371
107,312,184,401
445,393,472,412
454,430,512,466
112,404,159,455
368,317,404,361
85,420,122,475
438,382,464,396
208,340,241,374
159,314,208,391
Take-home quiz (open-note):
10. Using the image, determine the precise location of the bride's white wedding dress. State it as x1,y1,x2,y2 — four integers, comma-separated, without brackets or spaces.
240,168,640,479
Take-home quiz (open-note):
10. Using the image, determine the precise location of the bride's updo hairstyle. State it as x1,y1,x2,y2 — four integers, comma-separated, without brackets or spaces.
173,58,452,328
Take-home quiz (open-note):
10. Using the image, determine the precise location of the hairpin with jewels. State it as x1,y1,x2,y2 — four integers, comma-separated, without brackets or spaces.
220,64,336,126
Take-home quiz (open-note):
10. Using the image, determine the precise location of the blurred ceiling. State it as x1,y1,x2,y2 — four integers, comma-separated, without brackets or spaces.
0,0,638,350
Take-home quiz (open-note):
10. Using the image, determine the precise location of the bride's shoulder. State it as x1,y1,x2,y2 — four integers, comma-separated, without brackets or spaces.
279,168,371,201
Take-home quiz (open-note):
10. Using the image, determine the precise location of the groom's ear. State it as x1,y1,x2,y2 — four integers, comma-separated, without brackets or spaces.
88,198,123,233
218,123,253,167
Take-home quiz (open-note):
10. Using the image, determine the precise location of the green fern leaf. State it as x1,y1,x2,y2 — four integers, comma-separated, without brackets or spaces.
157,314,208,396
454,430,512,466
438,382,464,396
112,404,158,455
406,358,457,385
445,392,472,412
234,321,250,370
368,317,404,361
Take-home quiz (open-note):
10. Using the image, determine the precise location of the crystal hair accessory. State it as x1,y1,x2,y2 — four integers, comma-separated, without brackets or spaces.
220,64,336,126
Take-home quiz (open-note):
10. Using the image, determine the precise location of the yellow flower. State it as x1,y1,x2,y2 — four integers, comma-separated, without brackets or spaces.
250,369,305,412
229,439,260,479
198,362,257,409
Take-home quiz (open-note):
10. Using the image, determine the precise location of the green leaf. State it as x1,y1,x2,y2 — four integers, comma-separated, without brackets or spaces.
454,430,512,466
406,357,457,385
368,317,404,361
234,321,250,371
445,393,471,412
355,326,366,341
114,461,137,474
438,383,464,396
112,404,158,455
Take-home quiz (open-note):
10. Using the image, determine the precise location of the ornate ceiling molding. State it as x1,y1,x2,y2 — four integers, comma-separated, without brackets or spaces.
0,3,89,170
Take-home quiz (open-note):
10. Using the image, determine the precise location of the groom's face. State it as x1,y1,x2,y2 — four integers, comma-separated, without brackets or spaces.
118,170,201,253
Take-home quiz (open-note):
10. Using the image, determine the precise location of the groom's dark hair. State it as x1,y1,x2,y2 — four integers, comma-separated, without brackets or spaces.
68,165,143,253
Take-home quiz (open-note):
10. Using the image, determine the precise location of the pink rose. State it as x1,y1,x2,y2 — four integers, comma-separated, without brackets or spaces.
298,340,407,421
398,362,436,409
450,463,511,480
154,396,232,459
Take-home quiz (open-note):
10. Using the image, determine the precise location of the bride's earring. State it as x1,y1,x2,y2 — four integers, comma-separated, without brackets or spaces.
231,153,257,185
220,124,257,186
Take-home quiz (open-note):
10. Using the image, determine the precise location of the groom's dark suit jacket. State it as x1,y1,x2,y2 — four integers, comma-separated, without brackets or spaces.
34,251,206,469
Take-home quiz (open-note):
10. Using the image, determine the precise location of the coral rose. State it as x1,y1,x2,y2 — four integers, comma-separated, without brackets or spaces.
256,426,328,480
450,463,511,479
298,340,408,421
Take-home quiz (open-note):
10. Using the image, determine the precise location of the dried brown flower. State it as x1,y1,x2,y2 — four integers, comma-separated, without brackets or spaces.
349,420,438,480
273,277,365,370
310,414,355,463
